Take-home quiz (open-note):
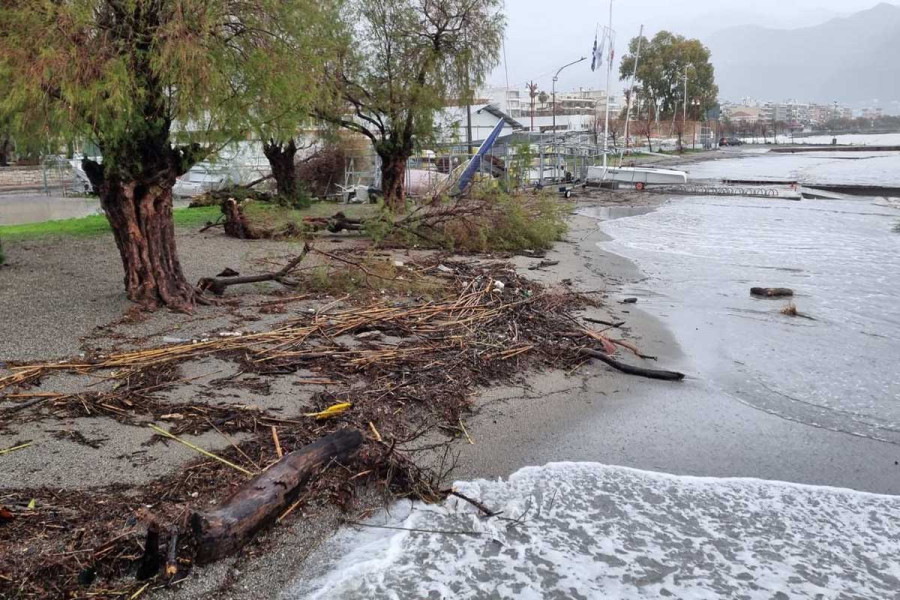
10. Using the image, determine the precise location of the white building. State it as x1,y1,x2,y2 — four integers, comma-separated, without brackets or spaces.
433,104,524,146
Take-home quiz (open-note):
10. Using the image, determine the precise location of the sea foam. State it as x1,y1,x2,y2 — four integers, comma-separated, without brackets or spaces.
288,463,900,599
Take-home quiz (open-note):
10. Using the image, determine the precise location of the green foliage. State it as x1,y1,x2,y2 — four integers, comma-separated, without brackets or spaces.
0,0,337,182
407,191,569,253
619,31,718,120
509,142,536,188
319,0,505,206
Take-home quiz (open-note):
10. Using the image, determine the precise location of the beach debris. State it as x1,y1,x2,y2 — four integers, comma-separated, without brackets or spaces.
216,268,240,277
0,506,14,523
579,349,685,381
162,336,188,344
529,259,560,270
148,424,255,477
493,280,506,292
621,297,638,304
305,402,352,420
437,264,454,273
0,441,33,456
780,302,816,320
0,258,689,596
356,330,383,340
198,243,311,296
164,527,179,579
751,287,794,297
271,426,283,458
583,317,626,329
459,418,474,445
190,429,363,564
446,489,500,517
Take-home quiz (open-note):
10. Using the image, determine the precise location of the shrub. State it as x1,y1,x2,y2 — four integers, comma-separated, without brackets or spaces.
401,190,569,253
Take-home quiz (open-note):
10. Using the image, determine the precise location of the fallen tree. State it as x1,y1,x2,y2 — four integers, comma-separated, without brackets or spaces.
191,429,363,563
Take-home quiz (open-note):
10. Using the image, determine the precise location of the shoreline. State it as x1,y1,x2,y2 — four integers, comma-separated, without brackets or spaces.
150,196,900,598
450,200,900,495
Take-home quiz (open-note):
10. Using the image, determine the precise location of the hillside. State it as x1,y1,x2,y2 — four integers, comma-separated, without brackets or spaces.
706,2,900,103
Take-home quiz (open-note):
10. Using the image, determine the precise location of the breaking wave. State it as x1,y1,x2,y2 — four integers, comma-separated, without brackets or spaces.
288,463,900,599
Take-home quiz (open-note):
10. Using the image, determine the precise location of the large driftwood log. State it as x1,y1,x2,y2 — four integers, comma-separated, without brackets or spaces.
750,287,794,298
190,429,363,564
580,349,685,381
198,243,311,296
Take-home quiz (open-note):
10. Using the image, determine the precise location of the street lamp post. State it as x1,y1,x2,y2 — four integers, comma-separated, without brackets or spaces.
691,99,701,149
552,57,588,137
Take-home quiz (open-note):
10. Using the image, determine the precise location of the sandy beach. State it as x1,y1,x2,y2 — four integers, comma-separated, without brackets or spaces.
3,165,899,597
157,193,900,598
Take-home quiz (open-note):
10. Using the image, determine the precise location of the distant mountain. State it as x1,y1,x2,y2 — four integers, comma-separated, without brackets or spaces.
706,2,900,104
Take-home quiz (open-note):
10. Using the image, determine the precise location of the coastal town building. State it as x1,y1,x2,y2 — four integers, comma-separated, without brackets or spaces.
722,99,854,127
479,86,620,130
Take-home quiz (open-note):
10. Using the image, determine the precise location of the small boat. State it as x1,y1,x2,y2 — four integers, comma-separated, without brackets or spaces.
587,165,688,189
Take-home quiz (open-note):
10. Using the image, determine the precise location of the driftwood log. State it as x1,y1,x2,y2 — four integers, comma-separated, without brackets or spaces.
198,244,311,296
751,287,794,297
302,212,363,233
190,429,363,564
580,349,685,381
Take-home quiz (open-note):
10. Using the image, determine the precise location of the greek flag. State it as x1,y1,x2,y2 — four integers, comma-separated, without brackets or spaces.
591,28,606,72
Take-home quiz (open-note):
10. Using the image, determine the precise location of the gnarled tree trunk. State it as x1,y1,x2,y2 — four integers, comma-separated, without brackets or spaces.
380,153,408,212
263,139,298,198
87,159,197,311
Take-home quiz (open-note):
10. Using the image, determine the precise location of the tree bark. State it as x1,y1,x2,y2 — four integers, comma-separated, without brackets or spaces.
0,135,11,167
380,153,409,211
98,174,197,311
190,429,363,564
263,139,298,198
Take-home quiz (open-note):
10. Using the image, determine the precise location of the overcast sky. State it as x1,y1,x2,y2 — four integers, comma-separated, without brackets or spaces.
490,0,896,95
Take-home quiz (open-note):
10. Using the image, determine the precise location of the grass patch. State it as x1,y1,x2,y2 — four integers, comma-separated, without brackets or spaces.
0,206,222,240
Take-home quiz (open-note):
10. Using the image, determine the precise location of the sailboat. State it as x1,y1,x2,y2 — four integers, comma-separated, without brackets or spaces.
586,3,687,189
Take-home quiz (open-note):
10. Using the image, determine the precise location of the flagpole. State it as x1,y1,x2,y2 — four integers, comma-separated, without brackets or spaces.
603,0,613,170
621,24,643,161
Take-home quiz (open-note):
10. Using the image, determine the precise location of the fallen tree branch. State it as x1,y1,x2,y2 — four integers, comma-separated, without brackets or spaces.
583,317,626,328
579,349,685,381
445,489,501,517
190,428,363,564
198,243,311,296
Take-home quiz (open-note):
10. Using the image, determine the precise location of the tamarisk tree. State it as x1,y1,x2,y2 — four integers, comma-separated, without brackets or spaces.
320,0,505,210
0,0,331,310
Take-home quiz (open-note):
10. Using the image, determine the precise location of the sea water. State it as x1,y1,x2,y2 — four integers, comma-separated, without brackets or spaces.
288,463,900,599
598,195,900,443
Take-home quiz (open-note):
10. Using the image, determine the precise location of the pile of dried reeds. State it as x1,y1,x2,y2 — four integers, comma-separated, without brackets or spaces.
0,258,680,598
